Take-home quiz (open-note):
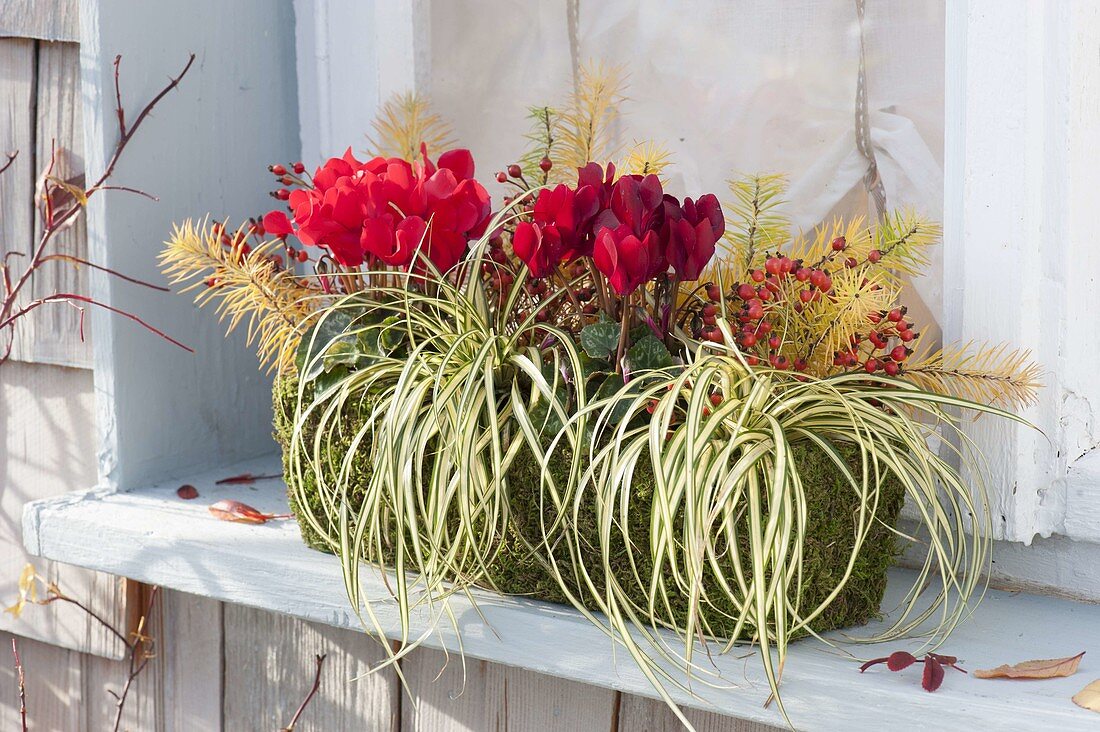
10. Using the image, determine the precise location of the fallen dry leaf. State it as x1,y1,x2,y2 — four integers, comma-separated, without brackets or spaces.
1073,679,1100,713
974,651,1085,680
176,484,199,500
214,472,281,485
208,499,291,524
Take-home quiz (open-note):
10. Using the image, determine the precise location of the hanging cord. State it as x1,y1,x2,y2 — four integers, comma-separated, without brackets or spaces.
567,0,581,93
855,0,888,219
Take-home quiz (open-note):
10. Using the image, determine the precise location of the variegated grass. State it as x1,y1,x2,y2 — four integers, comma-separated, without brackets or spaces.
284,208,1030,729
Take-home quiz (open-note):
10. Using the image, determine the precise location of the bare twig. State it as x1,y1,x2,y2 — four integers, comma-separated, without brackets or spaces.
0,294,193,352
111,585,159,732
0,53,195,366
12,639,26,732
39,254,171,291
0,151,17,178
282,654,327,731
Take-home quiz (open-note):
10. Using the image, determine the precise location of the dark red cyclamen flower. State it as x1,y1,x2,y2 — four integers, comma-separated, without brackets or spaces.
593,224,662,296
262,146,491,272
512,183,601,277
664,193,725,281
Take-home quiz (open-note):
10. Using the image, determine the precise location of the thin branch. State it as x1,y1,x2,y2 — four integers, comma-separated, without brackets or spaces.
96,53,196,187
1,294,193,353
40,593,130,647
0,150,17,178
39,254,171,291
0,53,195,366
113,56,126,136
89,184,159,202
11,639,26,732
282,654,327,731
111,586,159,732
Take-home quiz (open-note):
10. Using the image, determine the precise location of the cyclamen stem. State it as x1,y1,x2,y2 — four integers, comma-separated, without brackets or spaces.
616,301,632,375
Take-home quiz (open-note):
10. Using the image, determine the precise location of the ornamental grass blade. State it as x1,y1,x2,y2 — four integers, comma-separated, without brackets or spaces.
974,652,1085,680
1073,680,1100,713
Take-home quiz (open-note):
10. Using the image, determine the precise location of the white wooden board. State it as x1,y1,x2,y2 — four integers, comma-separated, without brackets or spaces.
22,455,1100,731
0,0,79,42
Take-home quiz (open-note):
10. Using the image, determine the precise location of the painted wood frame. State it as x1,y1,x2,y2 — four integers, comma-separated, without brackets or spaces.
78,0,300,492
944,0,1100,544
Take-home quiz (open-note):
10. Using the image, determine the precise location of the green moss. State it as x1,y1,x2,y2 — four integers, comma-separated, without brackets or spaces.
273,376,904,638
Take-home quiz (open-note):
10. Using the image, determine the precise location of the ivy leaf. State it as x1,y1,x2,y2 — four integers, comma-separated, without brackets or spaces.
625,335,675,373
322,339,360,371
580,321,620,360
296,308,359,380
377,314,407,355
591,374,643,425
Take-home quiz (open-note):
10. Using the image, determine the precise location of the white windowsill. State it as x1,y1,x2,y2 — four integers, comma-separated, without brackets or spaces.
21,455,1100,730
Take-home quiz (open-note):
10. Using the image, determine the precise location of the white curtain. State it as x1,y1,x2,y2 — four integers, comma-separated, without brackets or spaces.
428,0,944,324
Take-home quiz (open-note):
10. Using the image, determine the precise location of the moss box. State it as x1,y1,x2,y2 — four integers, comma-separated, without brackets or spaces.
274,377,904,638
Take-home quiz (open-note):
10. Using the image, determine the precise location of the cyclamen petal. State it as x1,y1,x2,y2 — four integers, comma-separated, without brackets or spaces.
262,210,293,237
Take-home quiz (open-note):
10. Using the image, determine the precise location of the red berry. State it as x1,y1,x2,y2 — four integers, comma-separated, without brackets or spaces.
868,312,882,324
746,355,760,366
706,283,722,301
275,188,290,200
865,359,880,373
496,171,508,183
890,345,908,362
887,308,902,323
737,283,756,300
709,393,723,407
799,289,813,303
845,257,858,268
750,269,766,283
297,249,309,263
539,157,553,172
795,267,811,282
868,249,882,263
765,257,781,275
280,175,294,185
270,164,287,176
831,236,847,251
899,329,915,342
779,257,794,274
741,333,758,347
293,162,305,174
703,303,718,317
768,335,781,350
884,361,900,376
707,329,724,343
507,164,523,178
794,358,808,372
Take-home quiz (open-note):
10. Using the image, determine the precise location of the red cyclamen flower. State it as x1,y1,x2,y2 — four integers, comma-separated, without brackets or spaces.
263,146,491,272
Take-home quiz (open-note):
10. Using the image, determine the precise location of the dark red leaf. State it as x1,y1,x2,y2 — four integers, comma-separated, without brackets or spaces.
923,656,945,692
860,656,889,673
214,472,281,485
929,653,967,673
176,484,199,500
887,651,918,672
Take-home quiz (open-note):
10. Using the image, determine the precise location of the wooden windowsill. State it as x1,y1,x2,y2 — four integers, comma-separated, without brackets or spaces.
21,455,1100,730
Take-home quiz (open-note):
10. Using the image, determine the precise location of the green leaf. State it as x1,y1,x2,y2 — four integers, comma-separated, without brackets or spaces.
377,315,407,355
580,321,620,360
625,334,675,373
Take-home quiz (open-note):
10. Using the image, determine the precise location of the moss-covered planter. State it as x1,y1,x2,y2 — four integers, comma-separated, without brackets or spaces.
274,377,904,638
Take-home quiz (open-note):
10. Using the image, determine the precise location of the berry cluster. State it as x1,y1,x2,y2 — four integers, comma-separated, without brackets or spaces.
688,236,919,376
